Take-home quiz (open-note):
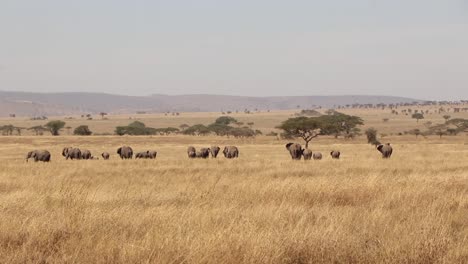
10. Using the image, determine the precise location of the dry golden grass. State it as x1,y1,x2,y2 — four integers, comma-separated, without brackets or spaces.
0,134,467,263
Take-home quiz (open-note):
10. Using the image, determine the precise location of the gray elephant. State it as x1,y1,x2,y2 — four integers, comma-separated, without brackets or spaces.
62,147,81,160
302,149,312,160
210,146,221,158
81,150,92,160
313,152,323,160
286,143,303,160
135,151,149,159
148,151,157,159
377,143,393,158
330,150,341,159
102,152,110,160
117,146,133,159
196,148,211,159
26,150,51,162
187,146,196,159
223,146,239,159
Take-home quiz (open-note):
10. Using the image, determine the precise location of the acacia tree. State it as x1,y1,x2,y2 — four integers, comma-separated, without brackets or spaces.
179,124,190,131
277,117,322,148
0,125,15,135
182,124,210,136
446,118,468,132
429,124,448,139
319,113,364,139
44,120,66,136
28,125,47,136
412,113,424,123
277,113,364,148
214,116,238,126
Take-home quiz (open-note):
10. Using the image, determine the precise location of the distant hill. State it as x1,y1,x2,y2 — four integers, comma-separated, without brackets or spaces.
0,91,420,117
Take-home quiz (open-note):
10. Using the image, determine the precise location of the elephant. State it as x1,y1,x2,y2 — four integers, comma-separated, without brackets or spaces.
196,148,211,159
330,151,341,159
210,146,221,158
377,143,393,159
135,151,157,159
26,150,51,162
81,150,92,160
117,146,133,159
286,143,303,160
101,152,110,160
148,151,157,159
313,152,323,160
187,146,197,159
223,146,239,159
135,151,149,159
302,149,312,160
62,147,81,160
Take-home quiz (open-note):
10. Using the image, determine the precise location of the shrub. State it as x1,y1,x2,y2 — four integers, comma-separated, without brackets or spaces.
74,125,93,136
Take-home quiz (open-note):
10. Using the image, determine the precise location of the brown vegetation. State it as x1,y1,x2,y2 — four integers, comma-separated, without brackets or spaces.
0,135,467,263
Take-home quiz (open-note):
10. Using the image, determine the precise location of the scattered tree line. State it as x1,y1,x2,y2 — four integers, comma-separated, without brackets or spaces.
114,116,261,138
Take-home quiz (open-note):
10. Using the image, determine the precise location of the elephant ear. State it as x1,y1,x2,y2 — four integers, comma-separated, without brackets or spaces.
117,147,122,154
285,143,294,150
377,145,384,152
62,148,67,157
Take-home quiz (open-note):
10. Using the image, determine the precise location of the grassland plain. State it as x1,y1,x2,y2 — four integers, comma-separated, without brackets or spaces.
0,134,467,263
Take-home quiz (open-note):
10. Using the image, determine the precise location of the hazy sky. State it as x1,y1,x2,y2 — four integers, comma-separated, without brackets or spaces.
1,0,467,100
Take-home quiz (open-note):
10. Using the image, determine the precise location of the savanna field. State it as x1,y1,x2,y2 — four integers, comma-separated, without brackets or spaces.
0,108,468,263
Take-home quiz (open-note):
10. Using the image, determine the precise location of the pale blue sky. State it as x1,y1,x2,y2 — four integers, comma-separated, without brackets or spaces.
0,0,467,100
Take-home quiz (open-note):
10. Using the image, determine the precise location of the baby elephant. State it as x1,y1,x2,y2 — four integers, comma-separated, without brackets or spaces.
313,152,322,160
302,149,312,160
135,152,148,159
101,152,110,160
136,151,157,159
330,151,341,159
81,150,92,160
26,150,51,162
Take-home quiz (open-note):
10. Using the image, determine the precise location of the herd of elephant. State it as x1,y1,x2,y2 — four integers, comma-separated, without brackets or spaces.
24,145,241,162
285,142,393,160
24,143,392,163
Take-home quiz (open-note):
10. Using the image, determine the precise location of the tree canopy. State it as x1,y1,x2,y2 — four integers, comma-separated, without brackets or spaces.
214,116,238,126
115,121,157,135
44,120,66,136
74,125,93,136
277,112,365,148
412,113,424,122
182,124,211,136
